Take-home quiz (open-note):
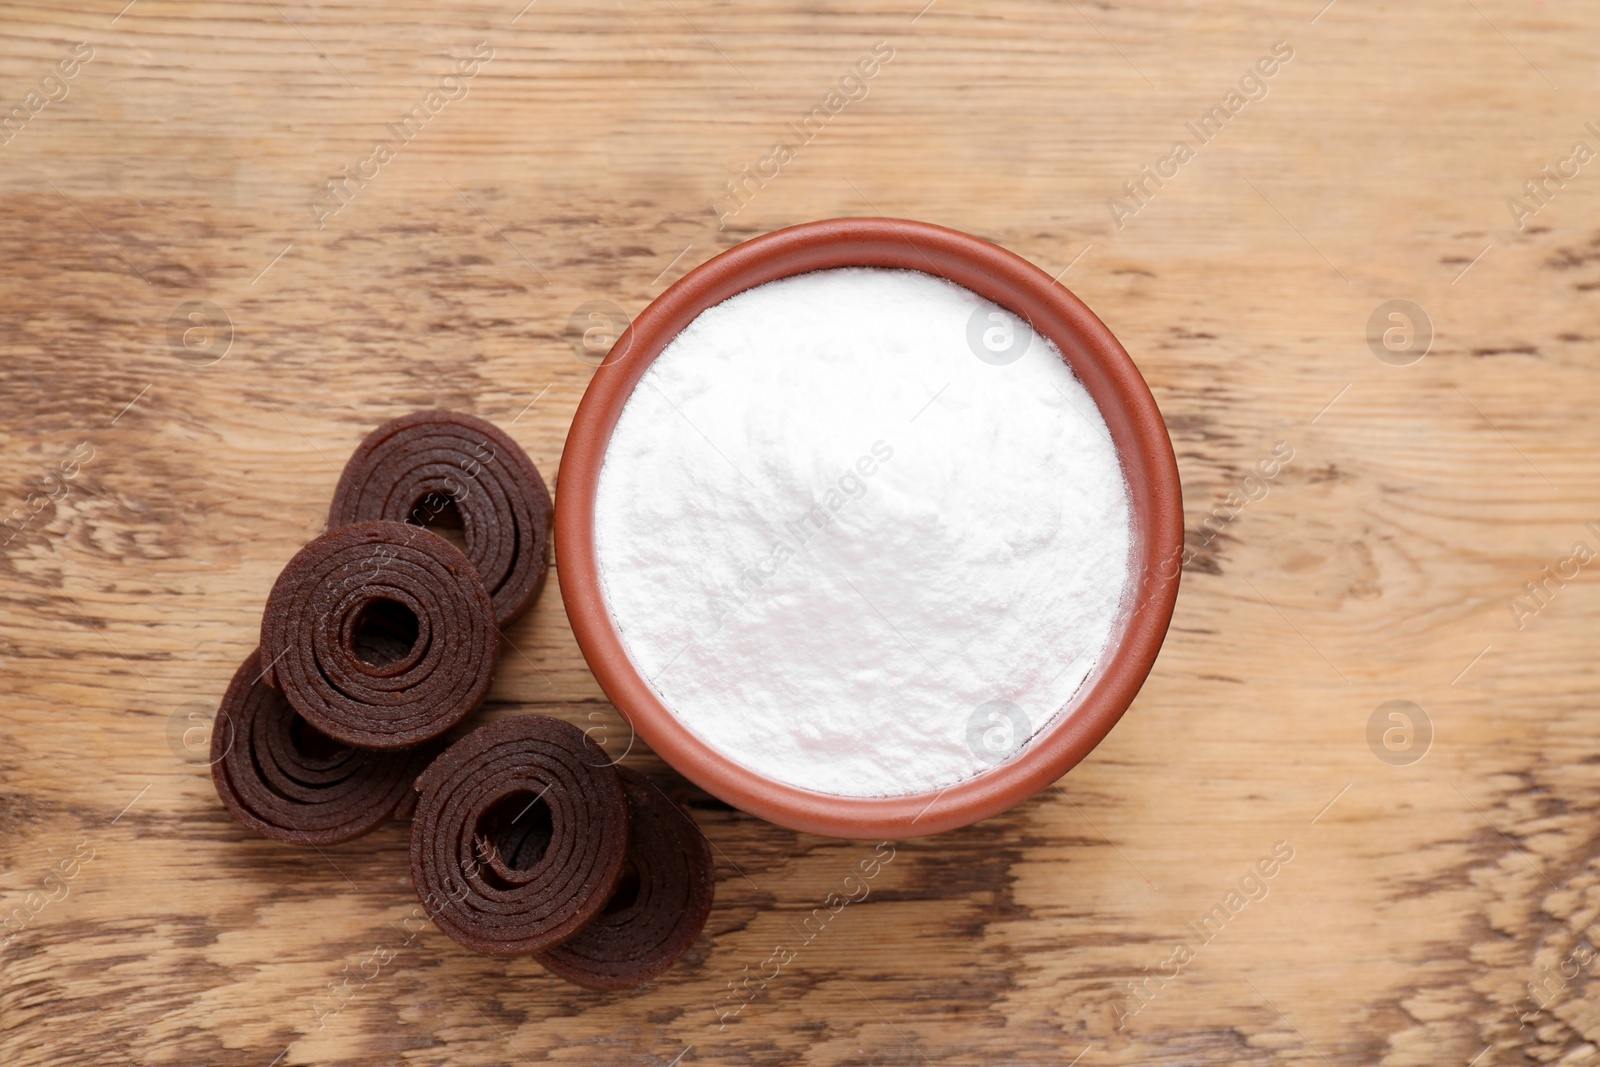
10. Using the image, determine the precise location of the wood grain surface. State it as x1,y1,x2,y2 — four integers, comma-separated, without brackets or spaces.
2,0,1598,1063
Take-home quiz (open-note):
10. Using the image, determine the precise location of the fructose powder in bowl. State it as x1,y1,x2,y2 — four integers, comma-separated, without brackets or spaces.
591,265,1134,799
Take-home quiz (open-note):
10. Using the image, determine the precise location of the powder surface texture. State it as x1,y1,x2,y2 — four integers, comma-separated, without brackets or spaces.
593,267,1132,798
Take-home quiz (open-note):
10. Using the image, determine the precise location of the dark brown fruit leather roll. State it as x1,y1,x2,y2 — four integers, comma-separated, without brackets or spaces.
260,520,497,749
327,410,552,626
409,715,630,956
534,768,714,989
211,650,435,845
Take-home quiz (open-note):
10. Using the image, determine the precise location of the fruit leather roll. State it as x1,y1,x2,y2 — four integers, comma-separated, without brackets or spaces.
328,410,552,626
535,768,714,988
410,715,630,956
260,520,497,749
211,650,435,844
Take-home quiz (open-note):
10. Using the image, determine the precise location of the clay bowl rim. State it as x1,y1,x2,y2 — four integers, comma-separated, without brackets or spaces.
555,217,1182,839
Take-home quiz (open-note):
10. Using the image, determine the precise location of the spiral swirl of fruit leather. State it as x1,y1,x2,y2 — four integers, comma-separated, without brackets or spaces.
409,715,630,956
211,650,435,844
259,520,497,749
327,410,552,626
534,768,714,988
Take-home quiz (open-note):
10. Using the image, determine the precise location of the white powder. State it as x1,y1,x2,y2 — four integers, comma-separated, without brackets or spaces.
593,267,1132,797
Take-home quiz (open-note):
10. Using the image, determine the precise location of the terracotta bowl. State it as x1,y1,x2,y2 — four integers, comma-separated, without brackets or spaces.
556,217,1181,839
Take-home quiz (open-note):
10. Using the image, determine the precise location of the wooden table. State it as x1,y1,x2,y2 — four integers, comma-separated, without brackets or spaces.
3,0,1596,1063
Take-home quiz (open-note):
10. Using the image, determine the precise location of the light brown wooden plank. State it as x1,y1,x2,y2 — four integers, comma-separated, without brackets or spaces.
2,0,1599,1063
